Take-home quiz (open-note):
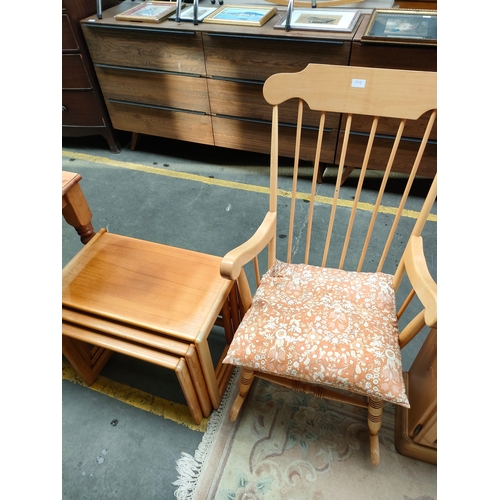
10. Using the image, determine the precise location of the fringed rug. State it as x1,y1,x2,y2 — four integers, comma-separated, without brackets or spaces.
173,370,437,500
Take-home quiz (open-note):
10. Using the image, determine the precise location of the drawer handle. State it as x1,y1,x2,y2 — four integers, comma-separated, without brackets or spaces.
62,106,68,113
206,32,343,45
83,23,195,36
349,130,437,145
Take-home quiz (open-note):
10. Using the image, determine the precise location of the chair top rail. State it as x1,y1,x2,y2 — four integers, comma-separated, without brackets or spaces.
263,64,437,120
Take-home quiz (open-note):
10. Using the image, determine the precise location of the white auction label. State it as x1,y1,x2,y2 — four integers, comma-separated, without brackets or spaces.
351,79,366,88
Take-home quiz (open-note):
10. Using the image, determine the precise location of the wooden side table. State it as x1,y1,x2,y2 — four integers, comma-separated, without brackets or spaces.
395,327,437,464
62,171,95,244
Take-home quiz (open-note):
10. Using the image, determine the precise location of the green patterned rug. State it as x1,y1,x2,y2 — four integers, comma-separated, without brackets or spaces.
174,371,437,500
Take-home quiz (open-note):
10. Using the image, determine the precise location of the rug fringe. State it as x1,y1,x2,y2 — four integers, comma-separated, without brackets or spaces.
173,369,239,500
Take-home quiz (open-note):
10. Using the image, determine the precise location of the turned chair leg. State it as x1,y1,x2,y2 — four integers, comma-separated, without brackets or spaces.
230,367,255,421
368,396,383,465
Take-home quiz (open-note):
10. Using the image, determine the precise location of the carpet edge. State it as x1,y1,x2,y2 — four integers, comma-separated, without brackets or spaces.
173,369,240,499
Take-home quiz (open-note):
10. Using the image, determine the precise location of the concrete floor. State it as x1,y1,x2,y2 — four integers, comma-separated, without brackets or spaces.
62,131,437,499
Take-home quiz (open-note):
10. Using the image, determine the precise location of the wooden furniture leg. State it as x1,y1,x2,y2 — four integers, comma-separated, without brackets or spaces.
62,335,113,385
131,132,139,151
216,298,236,394
62,172,95,244
340,165,355,185
185,344,212,418
195,337,222,409
194,279,246,410
228,285,241,338
62,321,207,424
368,396,383,465
175,358,203,425
230,367,255,421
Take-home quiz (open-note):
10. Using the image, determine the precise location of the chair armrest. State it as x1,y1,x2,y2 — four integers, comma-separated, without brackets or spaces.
220,212,277,280
394,235,437,328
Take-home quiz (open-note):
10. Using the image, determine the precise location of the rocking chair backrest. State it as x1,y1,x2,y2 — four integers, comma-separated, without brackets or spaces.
261,64,437,275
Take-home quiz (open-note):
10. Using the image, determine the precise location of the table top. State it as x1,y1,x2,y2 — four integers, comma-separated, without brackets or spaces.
62,171,82,197
62,230,232,341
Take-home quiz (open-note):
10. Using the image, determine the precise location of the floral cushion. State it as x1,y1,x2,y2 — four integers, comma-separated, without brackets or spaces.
224,260,409,408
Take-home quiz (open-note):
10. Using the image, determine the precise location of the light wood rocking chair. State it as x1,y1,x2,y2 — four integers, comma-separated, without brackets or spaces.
220,64,437,465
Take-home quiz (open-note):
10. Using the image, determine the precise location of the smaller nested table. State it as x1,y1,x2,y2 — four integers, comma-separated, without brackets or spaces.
62,171,95,244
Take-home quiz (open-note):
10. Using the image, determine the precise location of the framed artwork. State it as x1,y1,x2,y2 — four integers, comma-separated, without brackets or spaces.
114,1,177,23
361,9,437,46
274,8,361,32
167,5,219,22
203,5,277,27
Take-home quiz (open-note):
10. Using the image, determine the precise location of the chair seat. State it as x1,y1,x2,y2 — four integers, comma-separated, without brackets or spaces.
223,260,409,407
62,230,233,341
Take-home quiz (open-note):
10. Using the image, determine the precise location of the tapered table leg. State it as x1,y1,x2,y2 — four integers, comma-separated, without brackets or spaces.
62,171,95,244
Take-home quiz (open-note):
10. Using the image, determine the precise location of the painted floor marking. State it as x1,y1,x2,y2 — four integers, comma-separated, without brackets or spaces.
62,150,437,222
62,360,208,432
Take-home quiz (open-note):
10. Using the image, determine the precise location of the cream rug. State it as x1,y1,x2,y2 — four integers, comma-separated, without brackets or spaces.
173,371,437,500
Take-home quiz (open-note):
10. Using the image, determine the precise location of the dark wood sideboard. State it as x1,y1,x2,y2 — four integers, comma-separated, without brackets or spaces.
62,0,122,152
80,1,437,176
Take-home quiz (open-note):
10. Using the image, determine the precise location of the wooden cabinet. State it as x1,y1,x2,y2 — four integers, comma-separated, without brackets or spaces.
62,0,121,152
82,23,213,145
80,2,437,174
340,14,437,178
395,327,437,464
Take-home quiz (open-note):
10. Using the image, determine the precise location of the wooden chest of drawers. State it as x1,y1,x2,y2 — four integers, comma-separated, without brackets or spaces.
62,0,121,152
82,2,359,163
82,23,214,145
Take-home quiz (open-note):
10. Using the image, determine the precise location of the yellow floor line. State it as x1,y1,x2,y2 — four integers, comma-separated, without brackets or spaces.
62,150,436,222
62,361,208,432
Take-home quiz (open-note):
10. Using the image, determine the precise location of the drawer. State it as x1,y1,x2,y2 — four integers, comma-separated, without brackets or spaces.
62,91,104,126
335,131,437,178
340,112,437,142
62,14,78,50
212,116,336,164
106,101,214,145
82,25,206,75
203,33,350,82
63,54,92,89
95,66,210,113
208,78,340,129
350,42,437,72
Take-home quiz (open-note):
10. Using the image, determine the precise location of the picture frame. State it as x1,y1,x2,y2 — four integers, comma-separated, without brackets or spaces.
361,9,437,46
167,5,219,23
274,8,361,32
203,5,277,27
114,1,177,23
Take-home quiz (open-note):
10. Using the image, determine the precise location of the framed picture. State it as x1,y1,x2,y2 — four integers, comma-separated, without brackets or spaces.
361,9,437,46
114,1,177,23
167,5,219,22
274,8,361,32
203,5,277,27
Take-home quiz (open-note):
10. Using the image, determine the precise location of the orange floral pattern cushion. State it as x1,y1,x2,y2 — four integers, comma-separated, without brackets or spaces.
224,260,409,407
